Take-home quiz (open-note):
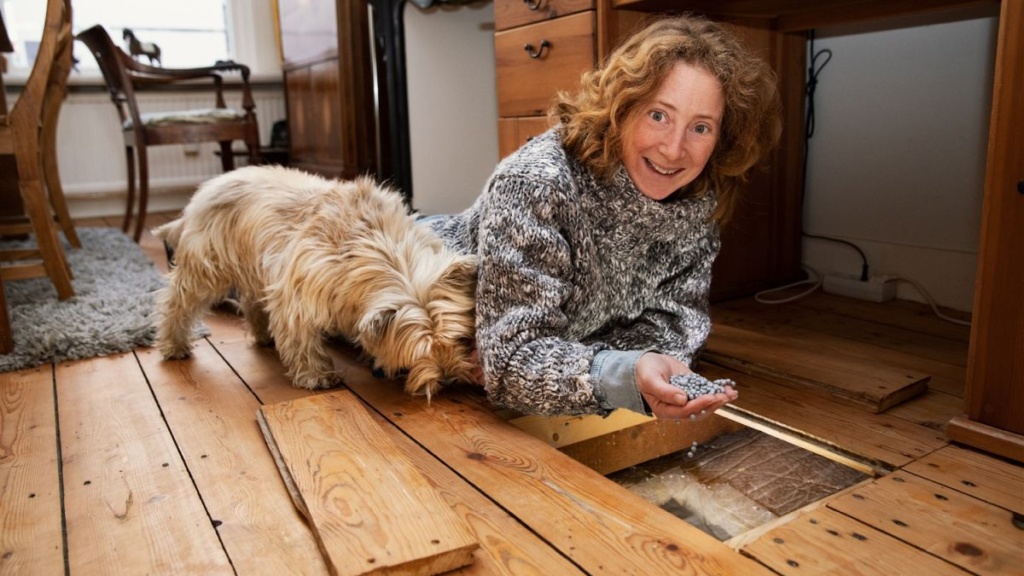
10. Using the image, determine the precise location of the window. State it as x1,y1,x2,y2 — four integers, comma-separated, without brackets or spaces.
1,0,280,80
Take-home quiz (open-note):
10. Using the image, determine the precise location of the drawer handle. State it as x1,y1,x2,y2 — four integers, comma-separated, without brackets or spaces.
523,0,544,10
524,40,551,59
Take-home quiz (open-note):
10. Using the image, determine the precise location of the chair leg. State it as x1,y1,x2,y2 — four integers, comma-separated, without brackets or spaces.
123,145,136,234
41,133,81,248
246,124,262,166
219,141,234,172
132,144,150,242
19,176,74,300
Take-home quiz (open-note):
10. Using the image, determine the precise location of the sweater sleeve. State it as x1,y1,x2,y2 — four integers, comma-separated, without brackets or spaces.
473,175,612,416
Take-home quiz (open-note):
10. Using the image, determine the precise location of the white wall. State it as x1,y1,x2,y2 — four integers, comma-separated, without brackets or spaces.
802,13,998,312
404,0,498,215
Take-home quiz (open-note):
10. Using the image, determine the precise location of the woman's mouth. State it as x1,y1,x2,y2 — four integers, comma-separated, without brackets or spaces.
646,158,681,176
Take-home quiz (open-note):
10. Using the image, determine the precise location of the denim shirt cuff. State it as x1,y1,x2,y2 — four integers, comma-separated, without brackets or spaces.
591,349,650,416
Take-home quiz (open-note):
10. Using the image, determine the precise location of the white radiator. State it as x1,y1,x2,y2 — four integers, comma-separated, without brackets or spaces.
55,88,286,217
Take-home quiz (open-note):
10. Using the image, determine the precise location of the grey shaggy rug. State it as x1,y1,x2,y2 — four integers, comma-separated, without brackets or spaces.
1,227,167,372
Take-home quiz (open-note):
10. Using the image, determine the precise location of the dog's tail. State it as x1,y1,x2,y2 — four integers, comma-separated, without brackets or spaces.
151,219,185,266
151,218,184,250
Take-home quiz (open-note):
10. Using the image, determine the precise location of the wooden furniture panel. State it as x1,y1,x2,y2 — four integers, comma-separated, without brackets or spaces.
495,11,596,117
497,115,552,158
495,0,595,31
610,0,1001,31
947,0,1024,462
276,0,377,180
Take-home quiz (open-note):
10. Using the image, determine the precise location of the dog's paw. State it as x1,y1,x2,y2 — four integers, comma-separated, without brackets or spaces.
250,334,275,348
160,345,194,360
293,372,344,390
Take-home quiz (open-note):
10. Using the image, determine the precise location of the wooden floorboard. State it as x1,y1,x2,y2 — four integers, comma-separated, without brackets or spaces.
136,344,330,575
57,353,233,574
0,212,1020,574
0,365,63,575
828,471,1021,575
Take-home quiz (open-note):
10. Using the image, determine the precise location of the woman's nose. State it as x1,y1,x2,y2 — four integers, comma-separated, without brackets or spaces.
661,129,689,161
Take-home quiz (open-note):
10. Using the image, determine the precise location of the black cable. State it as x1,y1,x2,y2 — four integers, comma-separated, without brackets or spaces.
801,31,870,281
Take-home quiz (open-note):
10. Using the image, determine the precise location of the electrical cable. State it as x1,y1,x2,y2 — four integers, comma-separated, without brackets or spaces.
801,32,870,282
754,266,823,304
888,276,972,327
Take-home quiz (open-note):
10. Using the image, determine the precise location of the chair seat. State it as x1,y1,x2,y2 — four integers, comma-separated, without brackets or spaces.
123,107,247,129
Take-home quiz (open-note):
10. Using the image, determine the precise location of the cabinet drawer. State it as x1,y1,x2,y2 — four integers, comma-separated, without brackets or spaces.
498,116,553,159
495,11,596,117
494,0,594,32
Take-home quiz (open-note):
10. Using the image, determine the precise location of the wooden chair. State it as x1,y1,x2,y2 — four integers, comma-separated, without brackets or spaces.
76,25,261,242
0,0,76,353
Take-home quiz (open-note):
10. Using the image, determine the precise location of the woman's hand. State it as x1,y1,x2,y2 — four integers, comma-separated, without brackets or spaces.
635,352,737,419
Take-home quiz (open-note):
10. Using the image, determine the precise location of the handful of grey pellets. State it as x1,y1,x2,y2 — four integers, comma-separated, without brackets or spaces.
668,373,735,401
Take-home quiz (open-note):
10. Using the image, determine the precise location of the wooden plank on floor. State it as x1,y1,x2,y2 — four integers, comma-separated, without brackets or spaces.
334,353,775,575
827,470,1024,575
0,366,64,574
716,297,969,367
56,353,233,574
213,336,584,576
902,444,1024,514
705,324,929,413
882,390,964,432
258,391,479,576
558,413,746,475
508,409,653,449
793,291,972,343
362,405,586,576
700,364,947,469
711,305,967,397
135,343,330,575
740,506,969,575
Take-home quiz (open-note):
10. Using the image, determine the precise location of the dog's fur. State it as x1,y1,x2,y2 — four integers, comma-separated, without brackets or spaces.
153,165,478,397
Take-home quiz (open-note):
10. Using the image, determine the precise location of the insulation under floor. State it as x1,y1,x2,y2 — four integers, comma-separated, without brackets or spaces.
609,427,870,540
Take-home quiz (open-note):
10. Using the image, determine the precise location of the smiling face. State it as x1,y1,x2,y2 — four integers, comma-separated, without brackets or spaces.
620,62,725,201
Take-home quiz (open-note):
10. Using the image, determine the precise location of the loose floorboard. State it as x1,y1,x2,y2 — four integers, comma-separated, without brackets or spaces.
0,214,1021,574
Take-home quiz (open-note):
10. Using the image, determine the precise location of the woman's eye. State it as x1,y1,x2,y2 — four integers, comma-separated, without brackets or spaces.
649,110,666,122
694,123,712,135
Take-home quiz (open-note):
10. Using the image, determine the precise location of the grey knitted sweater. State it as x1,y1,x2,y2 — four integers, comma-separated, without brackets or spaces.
429,128,720,416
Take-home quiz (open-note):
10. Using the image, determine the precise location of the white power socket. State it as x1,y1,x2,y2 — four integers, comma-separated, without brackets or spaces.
822,273,897,302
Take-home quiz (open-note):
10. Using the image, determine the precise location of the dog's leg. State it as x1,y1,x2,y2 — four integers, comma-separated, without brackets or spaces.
156,267,229,359
268,303,342,390
239,294,273,347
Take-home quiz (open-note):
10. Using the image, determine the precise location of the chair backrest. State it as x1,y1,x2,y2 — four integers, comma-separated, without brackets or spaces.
2,0,66,127
75,24,136,124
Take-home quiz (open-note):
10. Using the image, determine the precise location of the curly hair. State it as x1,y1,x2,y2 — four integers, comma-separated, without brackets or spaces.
552,15,782,222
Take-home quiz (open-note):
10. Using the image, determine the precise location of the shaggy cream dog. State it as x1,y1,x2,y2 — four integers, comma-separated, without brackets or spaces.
153,165,478,397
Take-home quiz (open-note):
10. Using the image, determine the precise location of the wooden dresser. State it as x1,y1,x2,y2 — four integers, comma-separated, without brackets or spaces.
275,0,378,179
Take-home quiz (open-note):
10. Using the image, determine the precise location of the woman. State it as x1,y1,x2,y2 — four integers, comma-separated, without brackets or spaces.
430,15,782,419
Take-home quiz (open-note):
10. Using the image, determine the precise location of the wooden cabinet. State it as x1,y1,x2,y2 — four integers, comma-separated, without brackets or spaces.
275,0,377,179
